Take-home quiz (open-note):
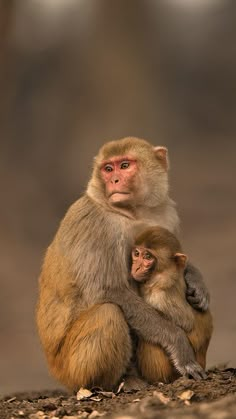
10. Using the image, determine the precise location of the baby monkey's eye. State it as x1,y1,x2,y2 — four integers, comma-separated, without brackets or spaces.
120,161,130,169
134,249,140,257
144,252,152,260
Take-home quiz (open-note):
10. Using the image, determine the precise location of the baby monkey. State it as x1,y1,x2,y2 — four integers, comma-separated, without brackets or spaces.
131,226,213,383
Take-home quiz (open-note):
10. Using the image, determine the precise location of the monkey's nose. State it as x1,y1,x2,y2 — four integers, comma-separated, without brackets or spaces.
111,177,119,184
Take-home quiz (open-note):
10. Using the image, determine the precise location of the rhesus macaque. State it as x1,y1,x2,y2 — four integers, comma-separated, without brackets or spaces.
131,226,213,383
37,137,210,391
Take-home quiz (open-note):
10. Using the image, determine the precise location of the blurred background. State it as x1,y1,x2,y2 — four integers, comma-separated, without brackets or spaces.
0,0,236,395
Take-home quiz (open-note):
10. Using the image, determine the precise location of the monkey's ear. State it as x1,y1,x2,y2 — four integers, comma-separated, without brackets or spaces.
174,253,188,268
153,146,169,170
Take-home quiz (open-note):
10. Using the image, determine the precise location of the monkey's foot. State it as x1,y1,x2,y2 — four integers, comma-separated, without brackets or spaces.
122,375,148,392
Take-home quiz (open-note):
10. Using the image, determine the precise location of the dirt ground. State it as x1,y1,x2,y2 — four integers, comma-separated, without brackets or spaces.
1,368,235,419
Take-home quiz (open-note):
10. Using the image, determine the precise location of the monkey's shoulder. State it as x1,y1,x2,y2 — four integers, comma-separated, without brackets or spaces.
62,195,102,223
61,194,130,226
55,194,132,253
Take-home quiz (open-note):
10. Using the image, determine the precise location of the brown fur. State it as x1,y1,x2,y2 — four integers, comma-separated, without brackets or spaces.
46,304,132,390
37,137,209,390
137,310,213,383
133,226,213,383
37,197,133,390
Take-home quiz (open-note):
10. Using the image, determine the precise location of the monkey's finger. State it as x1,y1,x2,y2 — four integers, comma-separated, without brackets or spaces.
201,370,208,380
188,369,207,381
185,363,207,381
187,295,208,311
197,295,209,311
176,361,207,381
187,295,202,306
186,295,201,305
186,287,195,296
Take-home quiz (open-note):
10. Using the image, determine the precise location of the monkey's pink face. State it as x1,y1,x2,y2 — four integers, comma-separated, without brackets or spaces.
100,156,139,204
131,247,156,282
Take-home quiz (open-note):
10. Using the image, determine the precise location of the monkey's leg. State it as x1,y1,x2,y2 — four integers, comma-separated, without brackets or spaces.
48,303,132,391
137,340,178,384
194,348,207,369
188,310,213,370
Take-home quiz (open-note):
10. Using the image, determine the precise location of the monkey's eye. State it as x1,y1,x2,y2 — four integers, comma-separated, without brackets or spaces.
144,252,153,260
104,164,113,172
134,249,140,257
120,161,130,169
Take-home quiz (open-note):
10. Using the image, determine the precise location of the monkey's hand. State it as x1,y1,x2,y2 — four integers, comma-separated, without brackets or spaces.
171,331,207,380
177,361,207,380
184,262,210,311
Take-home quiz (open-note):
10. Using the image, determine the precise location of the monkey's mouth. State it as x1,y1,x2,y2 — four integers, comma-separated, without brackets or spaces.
131,266,149,282
109,192,131,201
109,191,130,196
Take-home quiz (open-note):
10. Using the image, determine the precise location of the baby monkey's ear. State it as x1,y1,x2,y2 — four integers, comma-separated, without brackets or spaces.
174,253,188,268
153,146,169,170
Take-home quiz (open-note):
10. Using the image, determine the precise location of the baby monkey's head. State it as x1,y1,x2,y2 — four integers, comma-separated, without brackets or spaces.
131,226,187,282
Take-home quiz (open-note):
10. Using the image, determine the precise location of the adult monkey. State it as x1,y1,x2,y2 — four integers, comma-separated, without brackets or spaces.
37,137,209,390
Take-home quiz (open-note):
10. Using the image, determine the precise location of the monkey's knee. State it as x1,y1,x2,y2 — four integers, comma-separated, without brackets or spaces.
137,340,176,384
52,303,132,390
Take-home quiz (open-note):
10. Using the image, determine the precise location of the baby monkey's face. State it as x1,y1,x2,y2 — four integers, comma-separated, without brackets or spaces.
131,247,156,282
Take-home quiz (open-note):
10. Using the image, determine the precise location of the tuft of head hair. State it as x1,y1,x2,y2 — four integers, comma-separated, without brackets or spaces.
135,226,182,255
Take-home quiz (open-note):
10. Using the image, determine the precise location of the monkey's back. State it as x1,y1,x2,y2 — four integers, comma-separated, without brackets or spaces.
36,195,133,350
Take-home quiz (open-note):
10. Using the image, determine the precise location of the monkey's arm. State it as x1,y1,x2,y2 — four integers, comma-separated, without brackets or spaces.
105,286,207,380
184,262,210,311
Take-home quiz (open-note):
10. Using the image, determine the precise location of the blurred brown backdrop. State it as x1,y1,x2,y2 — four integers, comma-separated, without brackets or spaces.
0,0,236,395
